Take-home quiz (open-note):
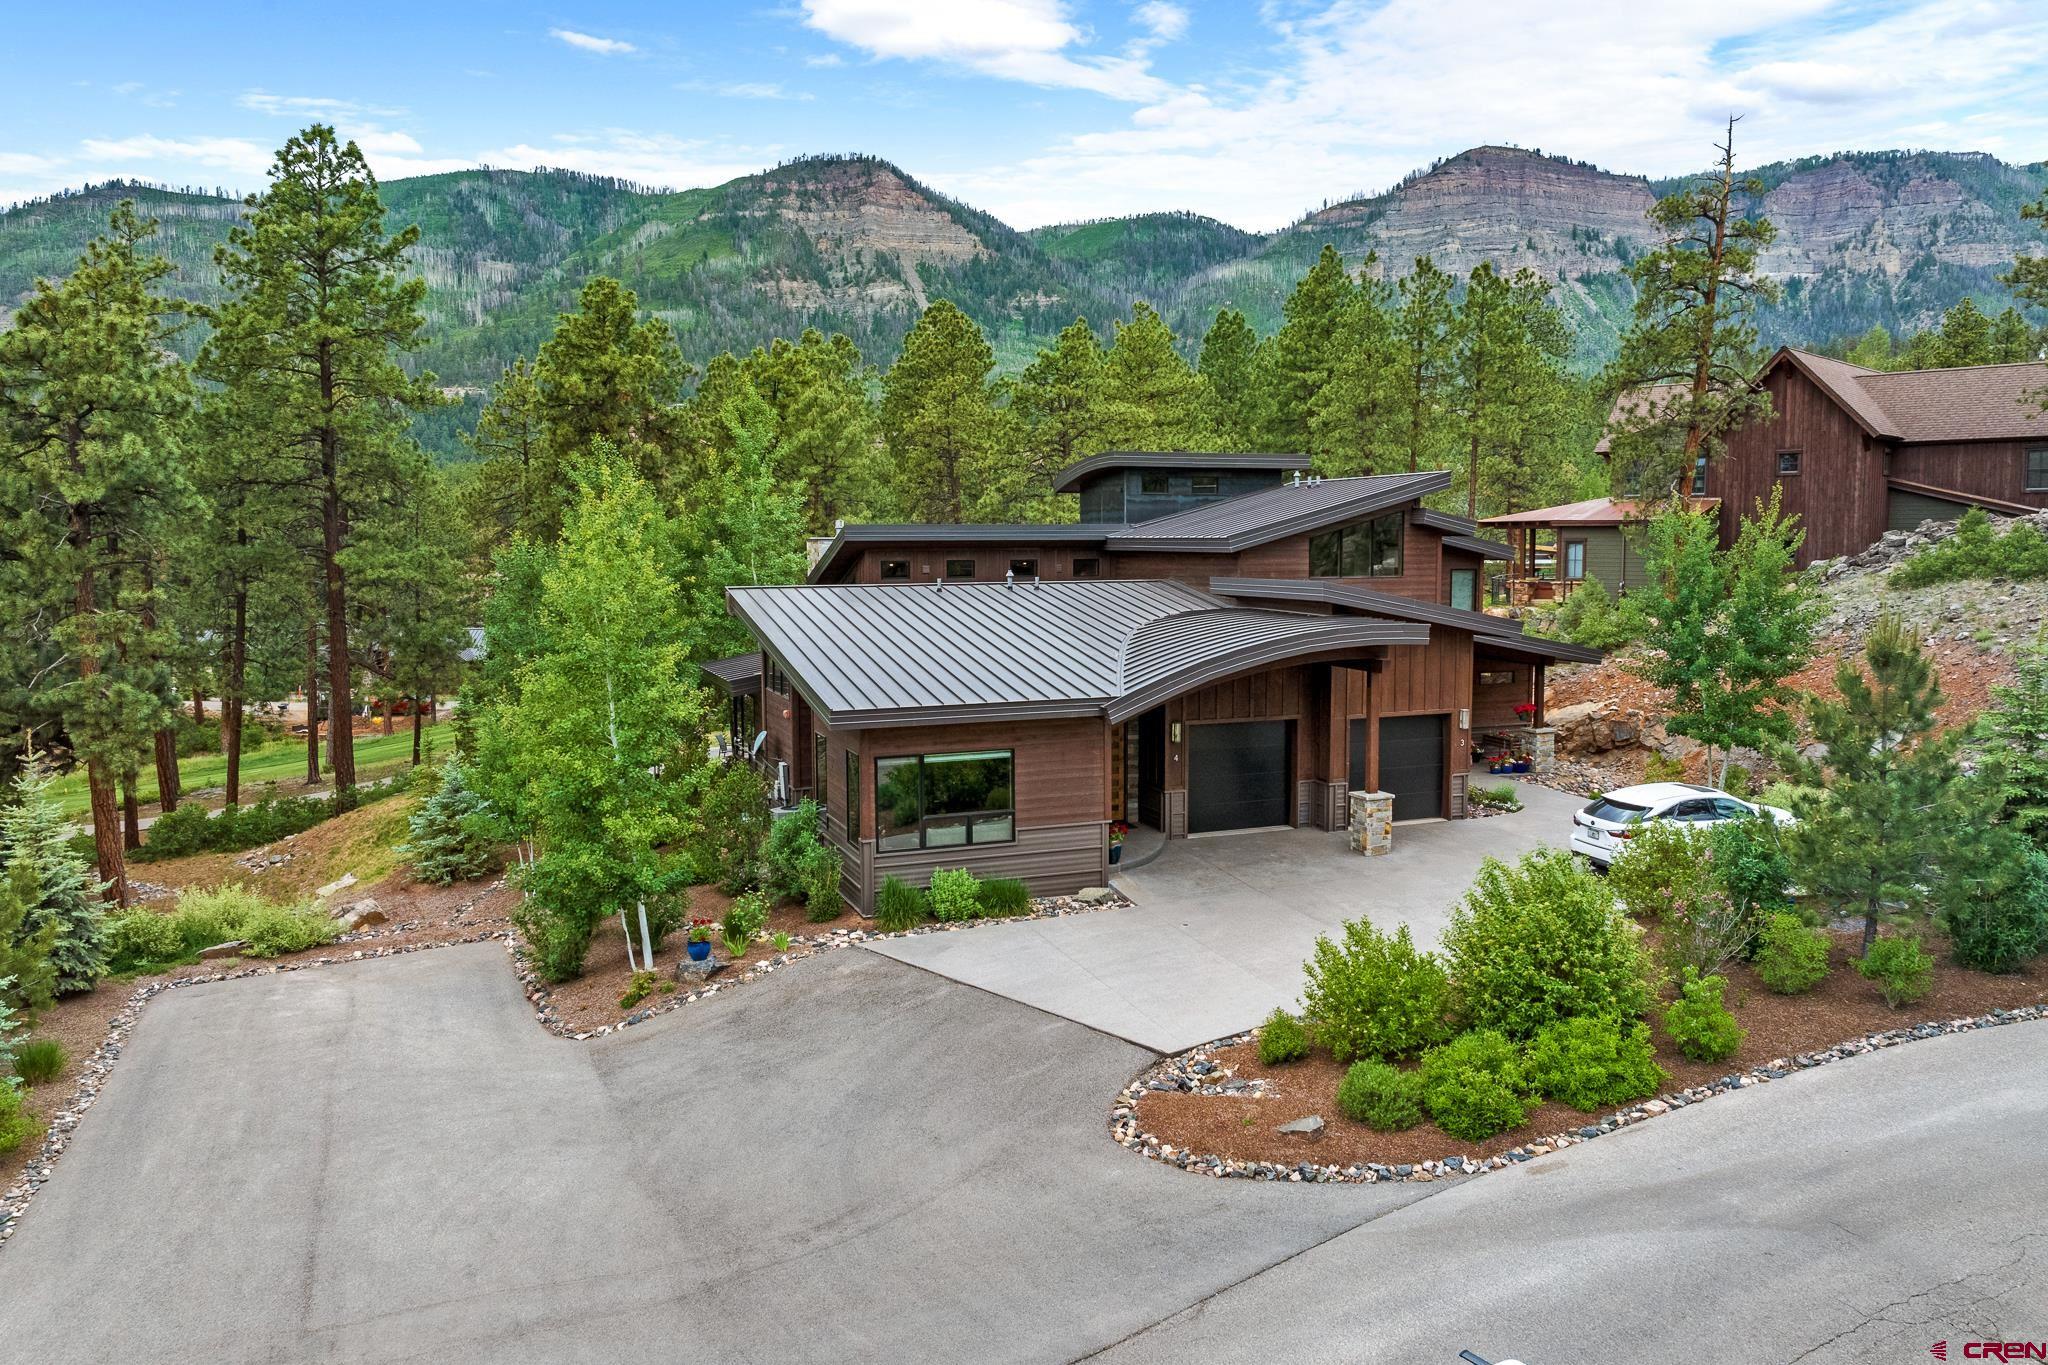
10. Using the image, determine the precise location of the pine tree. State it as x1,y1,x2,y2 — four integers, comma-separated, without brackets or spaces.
1259,245,1354,451
465,358,551,545
1098,303,1214,452
1309,266,1399,475
0,201,194,902
1011,317,1106,484
1978,634,2048,848
350,468,471,766
199,125,438,800
1449,263,1574,517
0,766,107,993
530,278,692,511
1782,616,1958,956
402,760,498,885
1607,118,1779,497
1389,256,1458,474
740,329,881,530
881,301,1005,523
1988,307,2037,364
0,861,59,1016
1197,308,1260,448
1931,297,1993,366
676,388,810,661
2003,186,2048,319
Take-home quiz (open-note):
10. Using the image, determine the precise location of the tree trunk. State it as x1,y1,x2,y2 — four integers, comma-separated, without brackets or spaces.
193,690,205,724
1861,907,1878,958
412,704,424,766
381,697,393,736
70,503,126,903
318,352,357,795
224,567,247,806
153,726,181,814
1467,429,1481,520
121,774,142,851
305,620,322,785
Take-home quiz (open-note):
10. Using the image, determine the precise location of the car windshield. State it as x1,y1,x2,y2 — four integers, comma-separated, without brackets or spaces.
1584,797,1649,825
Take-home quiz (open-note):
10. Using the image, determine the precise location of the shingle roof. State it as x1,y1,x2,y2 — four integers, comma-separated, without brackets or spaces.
1207,577,1605,664
1048,450,1312,494
1103,470,1452,551
1778,349,2048,443
1594,384,1688,454
726,579,1428,728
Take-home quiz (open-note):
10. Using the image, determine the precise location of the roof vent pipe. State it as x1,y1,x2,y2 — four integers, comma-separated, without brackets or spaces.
1291,470,1302,486
1005,568,1015,587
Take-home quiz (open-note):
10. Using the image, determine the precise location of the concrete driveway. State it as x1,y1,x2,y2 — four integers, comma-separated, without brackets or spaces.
0,943,2041,1364
870,776,1584,1053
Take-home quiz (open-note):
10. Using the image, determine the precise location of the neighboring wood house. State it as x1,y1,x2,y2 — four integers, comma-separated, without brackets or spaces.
703,454,1598,914
1479,497,1700,603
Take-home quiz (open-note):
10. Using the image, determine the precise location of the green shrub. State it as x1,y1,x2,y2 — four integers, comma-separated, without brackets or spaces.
135,804,214,860
106,911,187,972
13,1038,65,1086
977,877,1032,918
1418,1030,1529,1141
1641,752,1686,784
235,901,342,958
401,760,499,884
0,1080,38,1156
135,792,341,862
874,875,925,932
1892,507,2048,588
1937,844,2048,974
1467,782,1521,812
721,889,770,951
1707,812,1794,928
690,763,772,895
1442,850,1654,1039
514,898,596,983
1335,1059,1425,1131
771,931,790,952
619,970,659,1010
761,800,828,904
1754,913,1831,994
1547,576,1642,650
1606,819,1708,919
0,984,19,1084
796,841,843,922
925,868,982,922
1662,969,1744,1061
1257,1007,1311,1064
1301,920,1453,1062
1858,936,1934,1007
1523,1016,1665,1112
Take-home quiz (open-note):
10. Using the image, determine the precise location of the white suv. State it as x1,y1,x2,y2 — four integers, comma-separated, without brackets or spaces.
1569,782,1793,869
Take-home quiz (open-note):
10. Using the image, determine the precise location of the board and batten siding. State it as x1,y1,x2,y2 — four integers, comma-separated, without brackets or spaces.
1888,441,2048,512
1571,526,1646,594
1712,364,1888,565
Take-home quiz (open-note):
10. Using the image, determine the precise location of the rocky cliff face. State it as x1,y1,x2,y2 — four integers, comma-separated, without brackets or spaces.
1758,154,2026,279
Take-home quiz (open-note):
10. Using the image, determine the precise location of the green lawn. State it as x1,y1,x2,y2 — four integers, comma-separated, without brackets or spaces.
48,726,451,819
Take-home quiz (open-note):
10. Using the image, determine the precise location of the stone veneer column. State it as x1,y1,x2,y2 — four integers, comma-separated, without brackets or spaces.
1525,726,1557,777
1347,790,1393,856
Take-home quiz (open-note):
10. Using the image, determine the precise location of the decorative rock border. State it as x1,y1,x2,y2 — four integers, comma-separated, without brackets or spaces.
515,890,1132,1039
1110,1004,2046,1185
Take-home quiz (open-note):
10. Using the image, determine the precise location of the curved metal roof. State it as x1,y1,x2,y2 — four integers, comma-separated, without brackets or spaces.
1048,450,1312,494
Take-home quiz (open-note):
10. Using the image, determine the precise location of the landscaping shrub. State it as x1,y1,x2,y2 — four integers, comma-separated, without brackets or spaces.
1754,912,1830,994
1523,1016,1665,1112
132,804,215,860
797,841,844,922
135,790,361,863
236,900,343,958
1705,811,1794,929
1301,919,1452,1062
1937,843,2048,974
873,875,925,932
1891,507,2048,588
721,889,770,953
0,1080,37,1156
1256,1007,1311,1064
1858,936,1933,1008
2,767,108,993
1335,1059,1425,1131
925,868,982,922
0,862,59,1013
1641,752,1686,784
105,911,187,973
1442,850,1653,1040
688,762,772,896
0,983,20,1083
977,877,1032,918
401,760,498,884
1546,576,1642,650
1662,969,1744,1061
1418,1030,1528,1142
14,1038,65,1086
514,899,596,983
619,970,659,1010
1467,782,1521,812
1605,819,1707,921
761,800,828,904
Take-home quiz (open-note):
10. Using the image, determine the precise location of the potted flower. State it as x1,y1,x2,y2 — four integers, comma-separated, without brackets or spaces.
1109,821,1129,865
1514,701,1538,725
686,919,714,962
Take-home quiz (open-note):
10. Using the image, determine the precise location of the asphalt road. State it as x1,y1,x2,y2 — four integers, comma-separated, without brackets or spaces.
0,943,2041,1364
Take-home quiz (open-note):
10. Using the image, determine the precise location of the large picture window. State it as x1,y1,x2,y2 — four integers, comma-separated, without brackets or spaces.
876,750,1015,852
1309,511,1404,579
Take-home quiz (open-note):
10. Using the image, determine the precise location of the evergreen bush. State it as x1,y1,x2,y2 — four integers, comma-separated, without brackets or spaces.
1256,1007,1311,1064
1,768,107,993
797,841,843,922
1301,919,1452,1062
1858,936,1933,1007
1523,1015,1665,1112
1936,840,2048,974
0,1078,37,1156
401,760,498,884
1754,913,1830,994
1662,969,1744,1061
873,875,926,932
1335,1059,1425,1131
761,800,827,904
925,868,982,922
0,862,59,1013
1418,1030,1528,1141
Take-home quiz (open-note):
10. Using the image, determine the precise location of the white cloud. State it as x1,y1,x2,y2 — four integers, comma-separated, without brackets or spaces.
476,130,775,188
804,52,845,67
550,28,636,56
1133,2,1187,42
77,135,276,180
800,0,1168,100
682,80,814,101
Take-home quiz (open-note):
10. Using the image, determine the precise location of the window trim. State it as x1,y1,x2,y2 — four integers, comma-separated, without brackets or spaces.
1190,473,1220,496
1562,539,1587,582
1072,556,1100,579
874,749,1016,853
1008,557,1040,579
878,558,910,580
1776,449,1802,477
1690,454,1708,496
944,558,976,579
2027,445,2048,493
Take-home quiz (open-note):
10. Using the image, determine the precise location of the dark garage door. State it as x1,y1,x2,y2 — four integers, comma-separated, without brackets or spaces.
1379,715,1445,822
1187,721,1290,834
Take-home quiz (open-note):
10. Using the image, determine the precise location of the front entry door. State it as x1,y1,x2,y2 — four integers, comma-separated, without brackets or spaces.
1187,721,1290,834
1378,715,1446,822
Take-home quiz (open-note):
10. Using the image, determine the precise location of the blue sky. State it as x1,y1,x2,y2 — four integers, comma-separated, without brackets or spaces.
5,1,2046,229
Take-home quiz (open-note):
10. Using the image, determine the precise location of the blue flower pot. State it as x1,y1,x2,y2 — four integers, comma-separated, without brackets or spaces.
686,939,711,962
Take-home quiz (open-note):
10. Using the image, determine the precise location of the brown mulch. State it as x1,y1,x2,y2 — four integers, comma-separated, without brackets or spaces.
1132,931,2048,1170
538,887,851,1034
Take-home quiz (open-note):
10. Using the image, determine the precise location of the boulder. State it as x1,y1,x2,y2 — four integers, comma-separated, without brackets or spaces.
314,872,357,899
332,898,386,930
1076,886,1114,903
1277,1115,1325,1140
197,941,247,960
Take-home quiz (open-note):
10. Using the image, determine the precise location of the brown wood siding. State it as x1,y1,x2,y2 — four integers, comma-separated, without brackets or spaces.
1713,365,1887,565
863,718,1108,832
1104,549,1241,586
1375,632,1473,717
761,660,797,776
847,543,1105,584
1887,441,2048,511
1439,547,1486,604
1472,652,1535,730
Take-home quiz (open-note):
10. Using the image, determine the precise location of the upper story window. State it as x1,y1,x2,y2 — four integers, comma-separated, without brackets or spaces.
1691,455,1708,496
765,659,789,695
945,558,975,579
1191,474,1220,496
1009,558,1039,578
1072,557,1100,579
1308,511,1404,579
2027,446,2048,492
1449,567,1477,612
1139,472,1170,495
879,559,910,580
1777,450,1802,477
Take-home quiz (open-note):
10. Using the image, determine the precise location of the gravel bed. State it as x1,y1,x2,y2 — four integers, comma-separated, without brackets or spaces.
1109,1005,2045,1185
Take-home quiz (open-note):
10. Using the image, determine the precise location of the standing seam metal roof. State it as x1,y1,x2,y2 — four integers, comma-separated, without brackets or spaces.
1103,470,1452,550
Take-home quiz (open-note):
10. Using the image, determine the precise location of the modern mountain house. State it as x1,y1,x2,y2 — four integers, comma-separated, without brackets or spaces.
707,455,1601,914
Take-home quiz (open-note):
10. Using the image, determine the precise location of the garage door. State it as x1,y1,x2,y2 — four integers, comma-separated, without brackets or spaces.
1187,721,1290,834
1379,715,1445,822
